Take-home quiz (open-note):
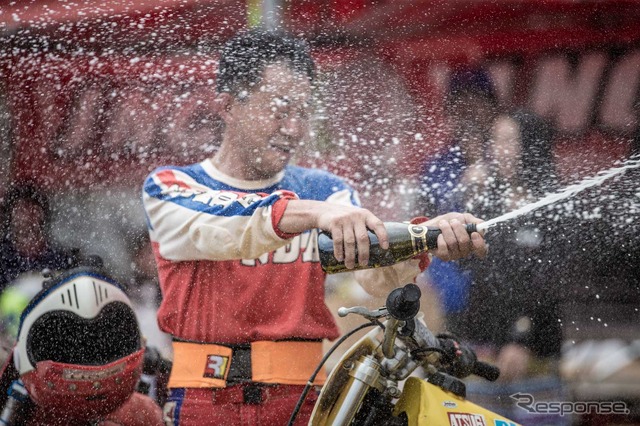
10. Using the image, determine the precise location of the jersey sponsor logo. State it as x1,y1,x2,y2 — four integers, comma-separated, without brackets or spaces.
203,354,229,380
241,229,320,266
448,412,487,426
154,169,265,209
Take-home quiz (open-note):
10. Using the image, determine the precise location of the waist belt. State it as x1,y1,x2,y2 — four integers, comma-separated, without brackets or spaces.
168,340,327,388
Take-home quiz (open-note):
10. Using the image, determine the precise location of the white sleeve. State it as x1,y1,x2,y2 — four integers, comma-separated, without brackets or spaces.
142,168,298,261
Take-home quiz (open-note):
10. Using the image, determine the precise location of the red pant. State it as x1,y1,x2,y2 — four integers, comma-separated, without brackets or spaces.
163,384,318,426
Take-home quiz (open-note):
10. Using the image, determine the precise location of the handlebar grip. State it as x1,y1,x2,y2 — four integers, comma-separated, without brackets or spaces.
425,223,478,250
472,361,500,382
386,284,421,321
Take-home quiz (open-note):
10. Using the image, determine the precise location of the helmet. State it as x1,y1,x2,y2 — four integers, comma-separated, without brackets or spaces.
14,267,144,420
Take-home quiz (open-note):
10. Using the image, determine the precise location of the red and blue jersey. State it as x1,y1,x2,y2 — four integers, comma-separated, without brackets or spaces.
142,159,359,344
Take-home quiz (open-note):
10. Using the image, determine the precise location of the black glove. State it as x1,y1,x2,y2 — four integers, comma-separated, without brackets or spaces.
436,333,478,379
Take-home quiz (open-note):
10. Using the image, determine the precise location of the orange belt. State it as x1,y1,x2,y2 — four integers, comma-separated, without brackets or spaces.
168,340,327,388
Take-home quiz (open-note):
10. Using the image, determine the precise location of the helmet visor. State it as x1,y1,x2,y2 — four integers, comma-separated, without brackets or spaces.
27,301,141,366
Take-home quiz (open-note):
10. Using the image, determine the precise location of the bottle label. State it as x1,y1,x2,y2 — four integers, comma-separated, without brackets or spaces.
408,225,428,254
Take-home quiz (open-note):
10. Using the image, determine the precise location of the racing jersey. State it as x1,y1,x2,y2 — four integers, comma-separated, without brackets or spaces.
142,159,359,344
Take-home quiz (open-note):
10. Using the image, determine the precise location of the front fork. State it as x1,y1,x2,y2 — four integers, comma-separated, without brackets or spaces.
324,355,384,426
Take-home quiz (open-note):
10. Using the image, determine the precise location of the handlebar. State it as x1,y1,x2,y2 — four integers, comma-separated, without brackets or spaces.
336,283,500,383
386,284,421,321
381,284,500,383
472,361,501,382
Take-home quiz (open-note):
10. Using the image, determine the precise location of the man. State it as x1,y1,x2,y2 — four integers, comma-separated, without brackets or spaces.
418,66,501,317
143,29,486,425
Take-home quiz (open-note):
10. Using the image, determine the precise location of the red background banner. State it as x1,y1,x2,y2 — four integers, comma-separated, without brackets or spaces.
1,1,639,194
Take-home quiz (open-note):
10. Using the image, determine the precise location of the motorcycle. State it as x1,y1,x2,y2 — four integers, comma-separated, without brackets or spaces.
289,283,521,426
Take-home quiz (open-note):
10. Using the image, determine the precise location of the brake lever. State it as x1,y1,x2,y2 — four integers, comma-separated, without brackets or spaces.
337,306,388,322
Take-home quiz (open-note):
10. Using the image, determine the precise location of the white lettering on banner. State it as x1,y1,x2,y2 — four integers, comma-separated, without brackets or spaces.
102,89,159,154
529,52,607,132
42,83,221,159
160,89,221,148
57,86,104,154
600,50,640,131
33,47,640,163
447,412,487,426
36,85,67,145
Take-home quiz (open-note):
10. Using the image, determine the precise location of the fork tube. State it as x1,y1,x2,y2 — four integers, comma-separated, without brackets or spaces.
326,356,381,426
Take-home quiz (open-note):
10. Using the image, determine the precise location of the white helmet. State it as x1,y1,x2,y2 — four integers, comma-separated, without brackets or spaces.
14,267,144,420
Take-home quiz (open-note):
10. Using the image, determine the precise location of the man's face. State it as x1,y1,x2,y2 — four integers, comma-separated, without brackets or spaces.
492,115,522,181
227,63,311,179
448,91,497,163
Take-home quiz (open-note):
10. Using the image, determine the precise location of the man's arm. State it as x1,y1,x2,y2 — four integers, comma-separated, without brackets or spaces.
143,168,388,264
143,168,301,261
144,167,486,276
280,198,487,296
278,199,388,270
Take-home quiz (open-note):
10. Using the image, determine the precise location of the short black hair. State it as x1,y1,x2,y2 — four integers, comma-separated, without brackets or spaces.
216,29,315,97
446,66,498,108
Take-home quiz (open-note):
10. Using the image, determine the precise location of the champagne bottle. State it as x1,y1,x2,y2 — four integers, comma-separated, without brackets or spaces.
317,221,478,274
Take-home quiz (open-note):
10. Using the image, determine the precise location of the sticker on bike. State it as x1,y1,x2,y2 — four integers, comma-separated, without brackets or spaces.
448,412,487,426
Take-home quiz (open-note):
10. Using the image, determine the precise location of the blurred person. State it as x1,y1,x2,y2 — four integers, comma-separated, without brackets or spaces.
451,110,567,425
418,66,501,320
127,231,172,360
0,186,78,288
143,29,487,425
453,110,562,366
0,264,164,425
557,109,640,426
0,186,79,364
0,272,44,365
126,231,173,407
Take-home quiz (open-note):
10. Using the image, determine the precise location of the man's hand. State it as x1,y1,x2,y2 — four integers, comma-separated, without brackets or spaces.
279,200,388,269
315,204,388,269
425,212,487,261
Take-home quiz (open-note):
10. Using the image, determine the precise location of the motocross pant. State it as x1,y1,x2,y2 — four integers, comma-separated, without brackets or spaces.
163,383,318,426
